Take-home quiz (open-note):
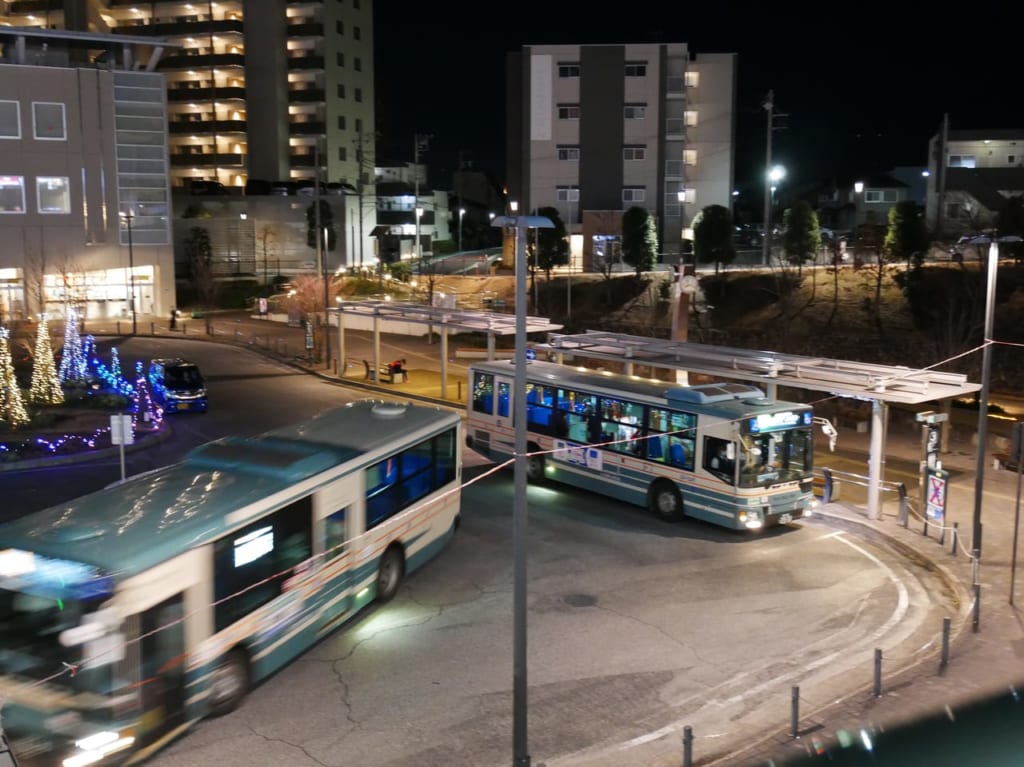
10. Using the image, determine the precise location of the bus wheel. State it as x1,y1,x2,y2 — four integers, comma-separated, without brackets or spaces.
648,480,684,522
210,649,250,717
377,546,405,602
525,450,545,483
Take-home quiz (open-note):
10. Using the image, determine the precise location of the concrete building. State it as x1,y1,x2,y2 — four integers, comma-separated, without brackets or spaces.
926,128,1024,236
374,163,449,263
0,27,176,321
506,42,736,270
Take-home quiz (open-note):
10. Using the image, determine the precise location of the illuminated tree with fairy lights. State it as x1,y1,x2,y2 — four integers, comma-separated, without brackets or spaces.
110,346,122,382
0,327,29,428
28,314,64,405
131,361,161,430
58,306,88,383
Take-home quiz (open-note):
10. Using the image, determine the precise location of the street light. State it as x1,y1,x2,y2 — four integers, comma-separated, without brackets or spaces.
119,209,137,335
763,165,786,263
415,206,424,273
458,207,466,253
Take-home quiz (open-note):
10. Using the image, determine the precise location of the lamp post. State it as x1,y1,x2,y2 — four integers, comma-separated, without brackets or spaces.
120,209,137,335
850,181,864,259
491,209,553,767
458,207,465,253
973,239,1000,563
763,165,786,264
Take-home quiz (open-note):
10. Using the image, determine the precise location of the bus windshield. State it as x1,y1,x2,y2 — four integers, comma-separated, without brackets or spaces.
738,427,813,488
0,588,116,696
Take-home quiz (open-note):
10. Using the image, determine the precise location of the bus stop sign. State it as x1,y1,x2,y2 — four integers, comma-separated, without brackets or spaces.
925,466,949,523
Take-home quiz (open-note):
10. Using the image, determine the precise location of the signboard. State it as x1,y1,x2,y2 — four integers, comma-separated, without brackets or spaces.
304,320,314,350
109,414,134,446
551,440,603,471
925,424,941,469
925,466,949,523
258,297,268,316
525,348,536,361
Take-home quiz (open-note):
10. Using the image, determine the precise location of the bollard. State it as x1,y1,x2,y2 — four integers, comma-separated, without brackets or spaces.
873,648,882,697
822,468,833,505
952,522,958,556
458,380,463,401
898,483,908,527
923,517,929,537
939,518,946,546
116,321,121,335
150,322,155,335
333,359,338,376
682,726,693,767
973,582,981,633
182,322,187,335
791,685,800,738
940,616,951,671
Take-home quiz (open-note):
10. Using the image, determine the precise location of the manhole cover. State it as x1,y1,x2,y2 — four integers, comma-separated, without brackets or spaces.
563,593,598,608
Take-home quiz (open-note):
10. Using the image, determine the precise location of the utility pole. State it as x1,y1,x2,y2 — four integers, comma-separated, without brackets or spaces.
355,128,367,270
413,133,431,272
760,90,787,265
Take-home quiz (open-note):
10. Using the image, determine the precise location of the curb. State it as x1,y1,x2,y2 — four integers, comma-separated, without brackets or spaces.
0,422,173,473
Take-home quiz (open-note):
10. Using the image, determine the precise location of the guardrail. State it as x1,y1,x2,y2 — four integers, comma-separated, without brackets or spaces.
815,466,909,522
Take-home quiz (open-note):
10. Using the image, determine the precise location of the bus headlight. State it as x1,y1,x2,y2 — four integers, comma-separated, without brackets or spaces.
63,730,135,767
739,508,764,530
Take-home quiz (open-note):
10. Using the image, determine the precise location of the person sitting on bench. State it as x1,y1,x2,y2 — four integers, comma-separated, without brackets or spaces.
388,358,408,382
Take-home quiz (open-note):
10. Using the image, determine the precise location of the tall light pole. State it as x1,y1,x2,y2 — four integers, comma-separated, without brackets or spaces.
458,207,465,252
491,209,554,767
764,165,786,264
973,239,1000,562
120,209,137,335
850,181,864,259
415,206,424,273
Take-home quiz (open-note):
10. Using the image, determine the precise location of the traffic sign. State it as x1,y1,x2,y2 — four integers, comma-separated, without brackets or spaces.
525,348,536,361
925,466,949,523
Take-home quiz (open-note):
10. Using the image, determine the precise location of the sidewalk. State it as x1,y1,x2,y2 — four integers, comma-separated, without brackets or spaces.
83,311,1024,766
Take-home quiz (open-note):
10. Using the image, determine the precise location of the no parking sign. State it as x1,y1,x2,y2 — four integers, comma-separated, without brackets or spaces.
925,466,949,523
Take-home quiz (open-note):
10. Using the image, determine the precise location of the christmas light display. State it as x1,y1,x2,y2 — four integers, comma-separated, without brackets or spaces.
28,314,64,405
88,346,135,398
0,327,30,428
58,306,88,383
110,347,122,382
131,361,162,430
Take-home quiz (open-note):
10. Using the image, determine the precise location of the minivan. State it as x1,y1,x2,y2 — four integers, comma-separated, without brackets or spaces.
147,358,208,413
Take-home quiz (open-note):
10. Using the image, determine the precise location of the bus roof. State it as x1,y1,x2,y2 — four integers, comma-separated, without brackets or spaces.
471,359,810,418
0,400,458,579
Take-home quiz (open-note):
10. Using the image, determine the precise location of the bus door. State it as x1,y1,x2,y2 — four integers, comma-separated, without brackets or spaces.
316,479,358,635
468,369,512,455
137,593,187,746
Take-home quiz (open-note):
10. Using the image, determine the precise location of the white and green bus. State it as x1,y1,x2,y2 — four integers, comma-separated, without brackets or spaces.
0,400,461,766
466,359,818,531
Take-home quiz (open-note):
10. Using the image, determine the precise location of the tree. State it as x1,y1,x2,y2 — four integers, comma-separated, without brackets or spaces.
692,204,736,275
533,206,568,281
305,199,337,253
286,273,343,363
28,313,64,405
884,201,930,268
58,305,87,384
782,201,822,274
184,225,216,310
620,206,658,278
0,327,29,428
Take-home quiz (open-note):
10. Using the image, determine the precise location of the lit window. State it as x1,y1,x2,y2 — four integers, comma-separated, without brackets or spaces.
0,101,20,138
0,176,26,213
948,155,975,168
32,102,66,141
684,71,699,88
684,110,698,127
678,187,696,204
36,176,70,214
683,149,697,165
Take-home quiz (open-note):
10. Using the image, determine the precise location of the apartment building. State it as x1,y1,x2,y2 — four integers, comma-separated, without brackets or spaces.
506,42,736,270
0,27,176,320
926,128,1024,236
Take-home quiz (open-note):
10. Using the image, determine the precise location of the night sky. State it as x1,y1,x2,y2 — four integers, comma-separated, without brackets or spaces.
375,1,1024,194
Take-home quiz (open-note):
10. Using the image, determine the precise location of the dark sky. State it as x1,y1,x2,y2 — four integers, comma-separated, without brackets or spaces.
375,1,1024,193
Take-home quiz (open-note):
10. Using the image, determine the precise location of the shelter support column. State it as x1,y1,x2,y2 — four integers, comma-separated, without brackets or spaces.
765,382,778,399
867,399,885,520
373,315,381,377
487,332,496,361
336,310,345,375
440,323,449,400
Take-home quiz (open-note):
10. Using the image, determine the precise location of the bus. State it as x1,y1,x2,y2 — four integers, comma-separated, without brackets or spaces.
0,400,461,767
466,359,819,531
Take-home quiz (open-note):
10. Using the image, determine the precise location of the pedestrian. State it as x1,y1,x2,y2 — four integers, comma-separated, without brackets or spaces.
388,358,408,382
169,307,177,330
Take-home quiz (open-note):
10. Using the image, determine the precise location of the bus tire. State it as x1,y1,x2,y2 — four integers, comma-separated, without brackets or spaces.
648,480,684,522
210,649,250,717
525,448,545,483
377,545,405,602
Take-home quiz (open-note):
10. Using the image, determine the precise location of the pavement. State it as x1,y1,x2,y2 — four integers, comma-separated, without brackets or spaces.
36,311,1024,765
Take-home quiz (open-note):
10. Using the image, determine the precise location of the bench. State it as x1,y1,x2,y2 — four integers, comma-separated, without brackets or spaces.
363,359,395,384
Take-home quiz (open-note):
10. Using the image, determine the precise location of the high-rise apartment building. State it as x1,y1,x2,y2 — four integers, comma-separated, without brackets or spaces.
507,43,735,269
3,0,375,193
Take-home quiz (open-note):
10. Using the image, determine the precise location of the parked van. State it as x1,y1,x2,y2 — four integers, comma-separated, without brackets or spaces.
147,358,208,413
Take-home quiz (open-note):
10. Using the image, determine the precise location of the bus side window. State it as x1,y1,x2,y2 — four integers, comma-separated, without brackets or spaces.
472,372,494,414
325,507,347,560
497,382,511,418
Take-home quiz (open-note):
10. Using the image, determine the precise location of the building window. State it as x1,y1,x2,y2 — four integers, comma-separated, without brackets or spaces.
622,187,645,203
1010,155,1017,164
623,146,646,161
0,176,26,213
355,87,362,102
556,186,580,202
624,62,647,77
557,145,580,161
36,176,70,214
558,63,580,78
337,115,346,129
338,147,347,161
355,117,363,133
864,189,898,203
684,110,698,127
683,149,697,165
948,155,975,168
354,25,361,40
558,104,580,120
337,83,345,98
336,20,344,34
336,52,345,67
624,104,646,119
678,187,696,204
685,71,699,88
354,0,360,7
354,57,362,71
665,161,682,177
32,102,66,141
0,101,19,138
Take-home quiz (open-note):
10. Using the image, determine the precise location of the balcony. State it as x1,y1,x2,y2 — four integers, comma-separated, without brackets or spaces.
112,18,244,37
169,120,247,134
9,0,51,12
171,153,245,167
287,88,325,103
287,22,324,37
168,86,247,102
287,55,325,71
160,52,246,70
288,121,325,136
290,154,316,167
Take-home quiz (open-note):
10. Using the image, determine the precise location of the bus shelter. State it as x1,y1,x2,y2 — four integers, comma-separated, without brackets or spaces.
329,301,562,400
536,330,982,520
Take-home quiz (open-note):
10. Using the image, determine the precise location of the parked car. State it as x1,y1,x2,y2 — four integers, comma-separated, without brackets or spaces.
147,358,208,413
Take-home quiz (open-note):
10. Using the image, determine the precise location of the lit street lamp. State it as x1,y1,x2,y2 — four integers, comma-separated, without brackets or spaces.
458,207,466,253
415,206,424,272
119,209,137,335
762,165,786,263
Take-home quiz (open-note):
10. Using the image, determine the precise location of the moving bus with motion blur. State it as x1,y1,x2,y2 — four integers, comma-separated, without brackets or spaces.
0,400,461,766
466,359,827,531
